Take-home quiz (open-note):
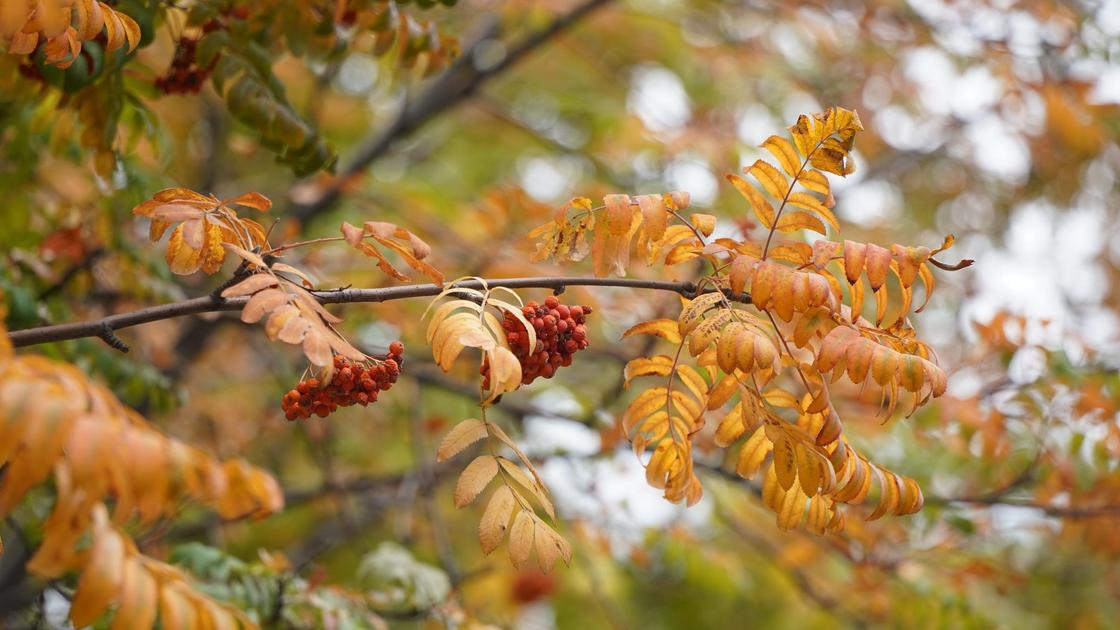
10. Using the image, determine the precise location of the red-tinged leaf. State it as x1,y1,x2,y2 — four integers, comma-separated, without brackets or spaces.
222,243,269,269
406,231,433,260
355,241,409,281
864,243,892,291
604,194,633,235
869,344,897,387
363,221,397,239
892,244,929,288
636,194,667,241
371,235,445,286
271,263,316,288
224,191,272,211
842,240,866,285
150,204,206,223
341,221,364,246
729,255,754,297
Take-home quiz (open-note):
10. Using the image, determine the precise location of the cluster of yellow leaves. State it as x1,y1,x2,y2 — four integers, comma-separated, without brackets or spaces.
618,302,728,506
342,0,459,76
529,191,714,276
597,108,969,533
719,389,922,532
437,418,570,573
0,355,283,525
0,0,139,68
133,188,273,275
424,281,535,403
221,261,367,385
0,313,281,628
340,220,444,286
726,107,862,240
39,504,257,629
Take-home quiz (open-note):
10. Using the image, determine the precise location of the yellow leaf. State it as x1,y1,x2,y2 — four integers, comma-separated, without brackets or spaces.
690,213,717,236
111,558,158,630
774,211,826,235
761,135,801,177
622,319,683,345
498,457,554,519
437,419,488,462
726,173,775,229
220,273,278,298
624,355,675,385
787,192,840,232
454,456,499,508
772,434,798,491
70,507,125,627
748,160,790,200
677,293,723,337
508,510,534,570
479,486,515,555
240,288,288,324
797,169,830,195
534,523,570,573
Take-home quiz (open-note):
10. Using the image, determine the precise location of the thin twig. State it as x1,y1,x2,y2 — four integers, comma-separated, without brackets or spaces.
7,276,746,348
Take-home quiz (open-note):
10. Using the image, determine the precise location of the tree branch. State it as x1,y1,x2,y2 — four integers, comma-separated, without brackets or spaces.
7,276,748,348
291,0,613,223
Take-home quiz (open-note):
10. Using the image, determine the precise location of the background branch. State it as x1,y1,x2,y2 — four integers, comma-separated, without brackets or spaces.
291,0,613,223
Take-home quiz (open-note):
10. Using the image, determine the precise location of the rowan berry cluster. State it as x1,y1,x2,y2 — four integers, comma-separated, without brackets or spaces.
483,296,592,389
280,342,404,420
155,37,217,95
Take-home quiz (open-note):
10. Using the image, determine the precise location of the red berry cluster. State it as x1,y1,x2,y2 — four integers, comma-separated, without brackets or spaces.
280,342,405,420
155,37,218,94
483,296,593,389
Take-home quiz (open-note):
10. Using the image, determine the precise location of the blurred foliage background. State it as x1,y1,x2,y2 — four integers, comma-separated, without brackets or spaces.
3,0,1120,627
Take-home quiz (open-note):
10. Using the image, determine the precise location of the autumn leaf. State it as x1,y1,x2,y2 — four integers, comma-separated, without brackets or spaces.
133,188,272,275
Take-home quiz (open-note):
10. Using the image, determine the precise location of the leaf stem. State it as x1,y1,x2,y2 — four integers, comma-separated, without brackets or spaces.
761,136,829,259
